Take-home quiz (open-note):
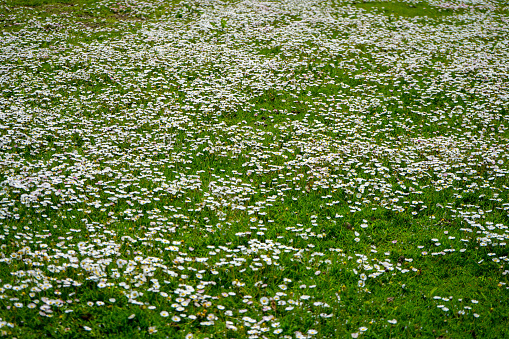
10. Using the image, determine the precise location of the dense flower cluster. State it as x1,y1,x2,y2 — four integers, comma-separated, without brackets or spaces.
0,0,508,337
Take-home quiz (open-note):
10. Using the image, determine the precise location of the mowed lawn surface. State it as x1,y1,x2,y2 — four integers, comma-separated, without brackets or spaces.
0,0,509,337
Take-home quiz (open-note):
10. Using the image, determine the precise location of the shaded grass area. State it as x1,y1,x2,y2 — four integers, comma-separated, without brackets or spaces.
0,0,187,32
4,0,77,5
353,1,465,17
0,0,129,31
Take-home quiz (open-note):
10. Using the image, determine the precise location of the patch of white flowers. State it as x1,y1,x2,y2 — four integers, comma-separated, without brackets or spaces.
0,0,508,336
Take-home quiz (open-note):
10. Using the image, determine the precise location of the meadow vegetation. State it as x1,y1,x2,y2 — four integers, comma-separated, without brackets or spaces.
0,0,509,337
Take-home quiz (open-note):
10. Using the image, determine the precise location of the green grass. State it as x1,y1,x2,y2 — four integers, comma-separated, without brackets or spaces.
353,1,464,18
0,0,508,337
3,0,80,6
0,0,187,32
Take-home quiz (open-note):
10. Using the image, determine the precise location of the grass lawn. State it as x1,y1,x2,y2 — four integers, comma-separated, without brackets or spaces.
0,0,508,337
